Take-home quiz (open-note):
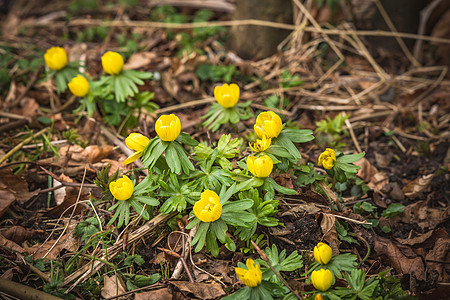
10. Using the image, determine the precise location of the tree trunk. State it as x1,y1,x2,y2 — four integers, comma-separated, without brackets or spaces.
227,0,293,60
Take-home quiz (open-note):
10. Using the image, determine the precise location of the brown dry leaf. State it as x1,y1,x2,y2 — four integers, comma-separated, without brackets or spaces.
402,174,433,199
399,201,450,231
44,183,87,217
161,71,179,99
374,237,426,281
1,226,45,245
101,274,127,299
281,203,321,216
58,145,114,165
355,158,389,192
150,252,167,265
124,52,157,70
211,260,233,284
396,228,448,249
25,225,78,260
0,167,37,206
0,190,15,219
425,237,450,282
169,281,225,300
0,234,25,253
135,287,173,300
319,213,339,255
15,97,39,117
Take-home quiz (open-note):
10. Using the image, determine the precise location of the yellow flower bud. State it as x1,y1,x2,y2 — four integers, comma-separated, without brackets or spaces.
318,148,336,170
101,51,124,75
193,190,222,223
254,111,282,139
109,175,134,201
314,242,333,265
314,293,324,300
214,83,240,108
247,155,273,178
44,46,68,71
68,75,90,97
123,133,150,165
249,135,271,152
235,259,262,287
155,114,181,142
311,268,333,292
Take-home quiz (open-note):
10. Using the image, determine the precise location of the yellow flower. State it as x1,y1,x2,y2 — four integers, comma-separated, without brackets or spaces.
247,155,273,178
109,175,134,201
101,51,124,75
44,46,68,71
311,268,333,292
254,111,282,139
68,75,90,97
155,114,181,142
314,294,324,300
318,148,336,170
214,83,240,108
193,190,222,223
123,133,150,165
235,259,262,287
249,135,271,152
314,242,333,265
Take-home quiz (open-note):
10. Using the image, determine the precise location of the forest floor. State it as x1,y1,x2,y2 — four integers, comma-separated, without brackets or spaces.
0,1,449,299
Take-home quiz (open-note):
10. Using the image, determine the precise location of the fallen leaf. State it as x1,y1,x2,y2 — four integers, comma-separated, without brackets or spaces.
402,174,434,199
355,158,389,192
169,281,225,300
135,287,172,300
24,222,78,259
58,144,114,165
399,201,450,231
0,234,25,253
1,226,45,245
319,213,339,255
0,167,38,206
101,274,127,299
124,52,157,70
374,237,426,281
396,228,448,249
0,190,15,219
425,237,450,282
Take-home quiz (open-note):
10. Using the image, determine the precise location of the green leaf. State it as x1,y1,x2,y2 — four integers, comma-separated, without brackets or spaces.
124,254,145,267
177,132,199,146
165,143,181,174
382,203,405,218
337,152,365,164
281,128,315,143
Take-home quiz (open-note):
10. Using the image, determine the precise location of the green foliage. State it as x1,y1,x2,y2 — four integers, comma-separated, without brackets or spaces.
158,173,200,213
235,189,279,241
382,203,405,218
257,244,303,282
196,64,237,82
123,254,145,267
195,134,241,170
336,221,358,244
295,163,326,187
280,70,304,88
315,114,349,148
333,269,380,299
74,217,100,244
309,253,358,280
123,273,161,291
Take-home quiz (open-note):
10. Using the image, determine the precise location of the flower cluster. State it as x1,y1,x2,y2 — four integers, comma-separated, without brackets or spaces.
311,242,334,292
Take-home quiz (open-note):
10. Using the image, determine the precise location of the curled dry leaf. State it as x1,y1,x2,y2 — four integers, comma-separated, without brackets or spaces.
400,201,450,231
124,51,156,70
318,213,339,255
402,174,434,199
0,234,25,253
58,144,114,165
374,236,426,281
169,281,225,300
1,226,45,245
135,287,172,300
101,274,127,299
355,157,389,192
425,237,450,282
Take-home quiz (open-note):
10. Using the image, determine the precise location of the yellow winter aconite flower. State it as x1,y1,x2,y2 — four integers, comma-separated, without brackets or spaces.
254,111,282,139
214,83,240,108
44,46,68,71
247,155,273,178
235,259,262,287
311,269,333,292
314,242,333,265
68,75,90,97
193,190,222,223
155,114,181,142
249,135,271,152
123,133,150,165
318,148,336,170
101,51,124,75
314,293,324,300
109,175,134,201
